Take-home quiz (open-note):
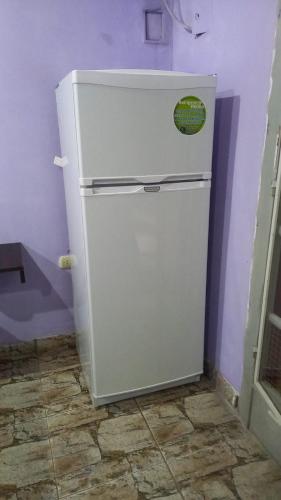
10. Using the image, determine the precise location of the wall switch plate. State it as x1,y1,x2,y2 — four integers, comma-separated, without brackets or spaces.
58,255,72,269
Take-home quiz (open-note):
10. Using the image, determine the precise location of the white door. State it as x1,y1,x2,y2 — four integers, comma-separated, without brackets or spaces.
81,181,211,400
239,16,281,463
250,163,281,463
248,135,281,462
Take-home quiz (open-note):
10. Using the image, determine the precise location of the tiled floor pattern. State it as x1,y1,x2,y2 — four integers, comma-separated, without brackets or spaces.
0,335,281,499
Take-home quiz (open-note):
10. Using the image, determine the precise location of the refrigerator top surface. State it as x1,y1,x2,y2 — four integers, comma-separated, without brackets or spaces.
59,69,217,90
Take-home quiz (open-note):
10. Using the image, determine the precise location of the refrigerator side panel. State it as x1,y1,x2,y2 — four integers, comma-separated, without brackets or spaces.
74,84,215,180
55,78,96,395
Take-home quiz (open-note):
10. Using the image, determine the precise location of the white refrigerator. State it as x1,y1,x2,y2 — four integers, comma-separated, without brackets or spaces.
56,70,216,406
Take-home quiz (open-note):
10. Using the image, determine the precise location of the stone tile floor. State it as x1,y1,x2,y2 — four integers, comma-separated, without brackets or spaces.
0,334,281,499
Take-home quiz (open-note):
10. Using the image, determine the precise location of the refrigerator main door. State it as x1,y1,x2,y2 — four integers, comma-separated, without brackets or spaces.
74,83,215,181
82,181,211,401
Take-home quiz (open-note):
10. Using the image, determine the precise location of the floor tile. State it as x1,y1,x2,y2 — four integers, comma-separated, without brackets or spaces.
0,344,12,362
143,402,194,445
130,462,178,498
0,410,14,426
0,415,48,449
97,413,154,455
16,480,58,500
47,393,108,434
64,475,183,500
217,420,267,464
64,475,139,499
1,335,281,500
14,417,48,444
0,342,39,384
127,447,178,499
181,471,237,499
154,495,182,500
162,427,222,461
137,376,213,409
0,367,12,386
9,341,37,359
184,392,236,427
14,406,47,421
0,357,39,382
0,421,19,450
106,398,139,418
165,441,237,486
56,457,130,498
126,446,164,469
50,426,101,477
232,459,281,499
0,406,45,450
77,369,89,392
37,335,79,374
59,447,179,499
0,379,42,411
0,439,54,489
0,490,17,500
41,369,82,407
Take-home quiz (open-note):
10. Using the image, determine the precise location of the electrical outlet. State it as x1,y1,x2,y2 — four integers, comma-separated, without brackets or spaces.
58,255,72,269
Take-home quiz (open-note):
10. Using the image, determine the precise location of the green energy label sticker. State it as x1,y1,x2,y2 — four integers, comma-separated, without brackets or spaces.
174,96,206,135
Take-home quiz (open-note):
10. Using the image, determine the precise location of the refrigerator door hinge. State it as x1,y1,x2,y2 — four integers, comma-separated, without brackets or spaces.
54,156,68,168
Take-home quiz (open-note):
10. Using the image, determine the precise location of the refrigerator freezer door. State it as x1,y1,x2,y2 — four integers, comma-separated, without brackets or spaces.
82,181,210,401
74,83,215,180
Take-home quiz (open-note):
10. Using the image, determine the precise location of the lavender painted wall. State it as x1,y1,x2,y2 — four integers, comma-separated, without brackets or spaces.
0,0,277,394
0,0,172,343
172,0,278,390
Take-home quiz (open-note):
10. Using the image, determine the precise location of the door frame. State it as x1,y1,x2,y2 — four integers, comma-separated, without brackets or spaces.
240,2,281,427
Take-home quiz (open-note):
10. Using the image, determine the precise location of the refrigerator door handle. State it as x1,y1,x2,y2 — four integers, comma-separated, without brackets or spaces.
81,185,147,196
80,180,211,197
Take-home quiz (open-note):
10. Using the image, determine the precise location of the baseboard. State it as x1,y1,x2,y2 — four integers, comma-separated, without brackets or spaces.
216,372,239,409
204,360,239,409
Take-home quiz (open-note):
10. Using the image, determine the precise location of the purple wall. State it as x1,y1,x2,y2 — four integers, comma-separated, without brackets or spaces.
0,0,172,343
173,0,278,390
0,0,277,394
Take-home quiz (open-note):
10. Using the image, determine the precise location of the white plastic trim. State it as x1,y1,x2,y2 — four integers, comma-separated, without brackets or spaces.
268,409,281,427
254,130,281,417
54,155,68,168
255,379,281,425
269,312,281,331
162,0,192,33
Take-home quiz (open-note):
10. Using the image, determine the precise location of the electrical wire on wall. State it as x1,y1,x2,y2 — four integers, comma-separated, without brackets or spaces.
162,0,192,33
